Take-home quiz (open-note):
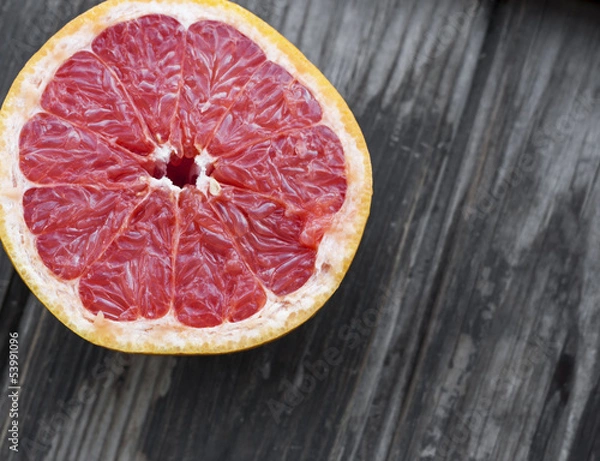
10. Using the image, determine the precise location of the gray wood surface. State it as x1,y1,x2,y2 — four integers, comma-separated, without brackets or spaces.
1,0,599,460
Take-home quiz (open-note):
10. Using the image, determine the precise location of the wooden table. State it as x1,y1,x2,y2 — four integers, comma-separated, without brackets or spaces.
1,0,599,460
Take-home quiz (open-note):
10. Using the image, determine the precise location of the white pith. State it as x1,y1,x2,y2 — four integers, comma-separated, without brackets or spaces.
195,149,218,195
0,0,372,353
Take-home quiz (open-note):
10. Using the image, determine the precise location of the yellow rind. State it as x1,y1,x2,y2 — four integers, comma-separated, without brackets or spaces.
0,0,372,354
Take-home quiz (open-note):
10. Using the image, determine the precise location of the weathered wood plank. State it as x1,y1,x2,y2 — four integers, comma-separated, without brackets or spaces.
369,1,600,460
0,0,599,460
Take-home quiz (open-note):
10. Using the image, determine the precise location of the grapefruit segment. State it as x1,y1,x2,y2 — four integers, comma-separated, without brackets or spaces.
41,51,155,156
210,186,317,295
79,188,176,321
175,187,267,328
170,20,267,158
23,185,148,280
92,15,186,144
19,113,150,186
212,125,347,216
208,61,323,157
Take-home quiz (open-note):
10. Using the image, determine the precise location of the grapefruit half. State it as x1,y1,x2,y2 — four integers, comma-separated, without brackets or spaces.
0,0,372,354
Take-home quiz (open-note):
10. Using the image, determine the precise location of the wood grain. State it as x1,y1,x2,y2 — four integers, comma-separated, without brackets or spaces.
1,0,599,460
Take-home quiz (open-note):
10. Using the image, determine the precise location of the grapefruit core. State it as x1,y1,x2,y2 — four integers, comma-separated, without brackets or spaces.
0,0,372,354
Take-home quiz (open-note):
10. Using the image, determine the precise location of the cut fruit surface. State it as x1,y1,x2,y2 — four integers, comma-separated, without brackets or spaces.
0,0,372,354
